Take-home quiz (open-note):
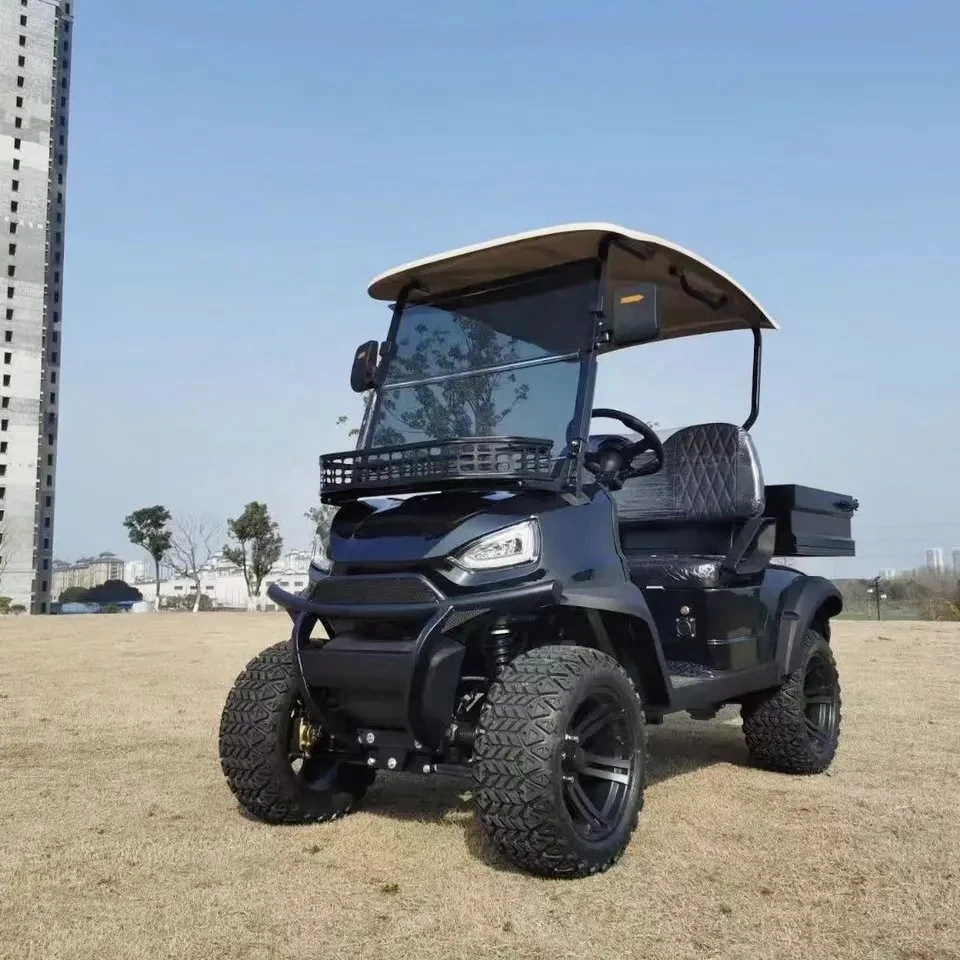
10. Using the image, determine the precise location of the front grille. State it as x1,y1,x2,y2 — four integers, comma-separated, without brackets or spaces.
310,574,440,606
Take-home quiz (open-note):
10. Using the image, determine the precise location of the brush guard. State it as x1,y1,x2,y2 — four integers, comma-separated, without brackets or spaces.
267,577,561,750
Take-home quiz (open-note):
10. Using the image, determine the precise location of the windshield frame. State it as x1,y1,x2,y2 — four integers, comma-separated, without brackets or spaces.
358,259,602,476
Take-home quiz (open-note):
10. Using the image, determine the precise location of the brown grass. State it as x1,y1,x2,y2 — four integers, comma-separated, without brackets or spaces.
1,615,958,960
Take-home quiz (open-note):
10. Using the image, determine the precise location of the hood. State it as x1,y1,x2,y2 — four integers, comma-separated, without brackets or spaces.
328,489,558,566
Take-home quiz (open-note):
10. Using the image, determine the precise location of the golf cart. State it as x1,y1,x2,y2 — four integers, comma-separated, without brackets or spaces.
219,223,857,877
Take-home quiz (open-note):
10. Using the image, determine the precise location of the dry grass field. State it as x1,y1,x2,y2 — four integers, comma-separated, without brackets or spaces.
1,615,958,960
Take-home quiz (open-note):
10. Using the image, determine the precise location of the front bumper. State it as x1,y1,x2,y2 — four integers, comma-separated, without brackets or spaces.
267,576,561,620
266,576,561,749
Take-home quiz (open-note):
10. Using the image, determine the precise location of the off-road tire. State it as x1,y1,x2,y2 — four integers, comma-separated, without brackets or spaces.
741,629,841,774
473,645,646,878
219,641,374,823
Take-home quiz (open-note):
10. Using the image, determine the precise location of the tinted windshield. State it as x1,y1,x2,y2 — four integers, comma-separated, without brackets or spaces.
369,358,582,452
382,269,596,384
365,265,597,455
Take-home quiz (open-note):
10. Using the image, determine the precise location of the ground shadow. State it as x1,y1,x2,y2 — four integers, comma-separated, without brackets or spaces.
361,710,752,872
364,770,474,823
645,708,750,786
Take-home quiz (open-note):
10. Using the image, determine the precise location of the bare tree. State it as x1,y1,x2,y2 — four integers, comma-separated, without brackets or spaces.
167,513,221,613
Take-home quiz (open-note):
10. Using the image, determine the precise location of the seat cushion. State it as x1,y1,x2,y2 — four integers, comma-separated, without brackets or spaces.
626,554,758,589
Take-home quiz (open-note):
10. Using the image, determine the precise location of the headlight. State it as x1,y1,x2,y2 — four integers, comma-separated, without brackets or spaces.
453,520,540,571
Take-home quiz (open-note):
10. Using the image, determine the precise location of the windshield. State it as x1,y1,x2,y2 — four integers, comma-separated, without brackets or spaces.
365,265,597,458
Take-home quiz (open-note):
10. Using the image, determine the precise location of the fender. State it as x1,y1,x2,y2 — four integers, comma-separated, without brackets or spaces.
774,575,843,674
560,581,672,708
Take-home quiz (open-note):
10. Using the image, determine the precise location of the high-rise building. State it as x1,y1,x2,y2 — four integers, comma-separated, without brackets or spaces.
52,552,125,596
0,0,73,613
124,559,146,584
925,548,945,575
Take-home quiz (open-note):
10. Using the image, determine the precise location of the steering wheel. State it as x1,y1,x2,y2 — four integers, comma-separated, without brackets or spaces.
584,408,665,490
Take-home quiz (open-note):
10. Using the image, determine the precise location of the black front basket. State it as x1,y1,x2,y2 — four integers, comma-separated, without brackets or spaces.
319,436,563,502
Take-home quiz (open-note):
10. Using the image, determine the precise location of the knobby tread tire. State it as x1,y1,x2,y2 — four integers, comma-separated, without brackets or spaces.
472,645,645,878
740,629,842,774
218,641,373,824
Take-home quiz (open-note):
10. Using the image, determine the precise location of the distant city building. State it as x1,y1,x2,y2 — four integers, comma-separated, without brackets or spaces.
277,549,311,575
52,552,126,597
123,558,174,582
925,548,945,575
952,549,960,574
879,568,897,580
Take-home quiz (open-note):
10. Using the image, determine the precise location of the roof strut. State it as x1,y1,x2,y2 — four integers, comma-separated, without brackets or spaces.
742,328,762,431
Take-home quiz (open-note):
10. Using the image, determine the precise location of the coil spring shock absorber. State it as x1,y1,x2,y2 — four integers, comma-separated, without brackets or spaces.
488,620,516,678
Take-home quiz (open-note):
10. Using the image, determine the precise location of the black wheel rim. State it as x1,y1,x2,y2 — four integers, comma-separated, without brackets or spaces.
285,700,339,791
802,654,839,752
560,689,638,841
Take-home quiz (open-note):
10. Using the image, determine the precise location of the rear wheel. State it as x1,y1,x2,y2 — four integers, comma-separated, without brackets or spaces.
472,645,646,878
741,629,841,774
219,642,374,823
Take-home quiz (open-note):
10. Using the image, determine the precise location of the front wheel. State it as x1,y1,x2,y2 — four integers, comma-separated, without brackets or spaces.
741,629,842,774
473,645,646,878
218,642,375,823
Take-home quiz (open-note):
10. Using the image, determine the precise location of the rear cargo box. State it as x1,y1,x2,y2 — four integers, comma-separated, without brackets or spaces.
763,484,859,557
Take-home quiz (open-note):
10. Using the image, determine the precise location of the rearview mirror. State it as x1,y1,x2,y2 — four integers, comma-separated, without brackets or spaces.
611,283,660,346
350,340,379,393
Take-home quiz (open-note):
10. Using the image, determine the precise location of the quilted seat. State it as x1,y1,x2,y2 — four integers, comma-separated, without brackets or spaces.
611,422,765,526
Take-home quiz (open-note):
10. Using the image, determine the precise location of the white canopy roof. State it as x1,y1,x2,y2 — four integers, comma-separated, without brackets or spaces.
367,222,777,342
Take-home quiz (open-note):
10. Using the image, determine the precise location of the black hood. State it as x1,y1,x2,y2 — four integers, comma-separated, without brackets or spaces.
329,489,560,566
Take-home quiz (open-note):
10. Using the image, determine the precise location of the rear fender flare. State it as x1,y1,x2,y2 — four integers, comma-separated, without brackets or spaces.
775,576,843,674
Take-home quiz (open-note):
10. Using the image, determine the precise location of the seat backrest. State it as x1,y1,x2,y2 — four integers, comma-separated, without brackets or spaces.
610,422,765,526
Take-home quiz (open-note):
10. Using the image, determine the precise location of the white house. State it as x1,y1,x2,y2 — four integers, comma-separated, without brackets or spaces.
131,550,311,610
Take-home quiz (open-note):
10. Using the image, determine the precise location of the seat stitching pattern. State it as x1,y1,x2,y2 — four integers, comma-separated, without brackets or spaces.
673,423,739,521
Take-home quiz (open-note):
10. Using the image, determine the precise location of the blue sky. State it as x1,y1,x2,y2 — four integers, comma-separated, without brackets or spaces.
57,0,960,576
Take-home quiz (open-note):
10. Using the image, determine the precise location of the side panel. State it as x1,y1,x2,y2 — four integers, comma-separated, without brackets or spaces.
641,583,766,671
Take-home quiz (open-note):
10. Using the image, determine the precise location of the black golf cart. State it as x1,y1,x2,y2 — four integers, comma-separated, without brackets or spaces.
219,224,857,877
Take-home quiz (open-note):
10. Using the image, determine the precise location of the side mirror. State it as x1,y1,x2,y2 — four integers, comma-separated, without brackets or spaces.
611,283,660,346
350,340,379,393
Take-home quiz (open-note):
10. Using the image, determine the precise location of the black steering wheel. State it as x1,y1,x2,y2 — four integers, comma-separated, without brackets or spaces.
584,408,665,490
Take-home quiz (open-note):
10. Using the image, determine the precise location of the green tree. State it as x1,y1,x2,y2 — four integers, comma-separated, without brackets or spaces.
85,580,143,605
223,502,283,611
0,596,11,616
58,586,90,604
123,505,172,609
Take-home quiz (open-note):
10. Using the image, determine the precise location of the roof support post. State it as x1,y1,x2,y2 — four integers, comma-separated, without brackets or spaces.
742,328,762,431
